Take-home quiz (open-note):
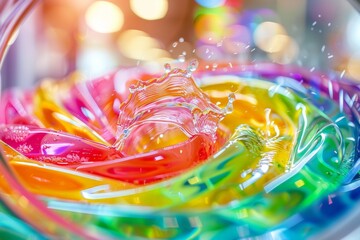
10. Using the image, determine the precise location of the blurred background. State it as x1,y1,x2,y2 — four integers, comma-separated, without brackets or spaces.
1,0,360,89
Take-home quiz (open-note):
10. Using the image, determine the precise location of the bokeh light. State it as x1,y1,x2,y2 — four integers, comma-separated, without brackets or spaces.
268,35,299,64
222,24,251,55
130,0,168,20
346,13,360,53
85,1,124,33
254,21,287,53
78,47,118,77
347,55,360,81
194,13,227,44
117,29,169,61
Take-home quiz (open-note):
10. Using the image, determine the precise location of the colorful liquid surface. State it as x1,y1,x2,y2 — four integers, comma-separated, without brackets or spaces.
0,62,359,239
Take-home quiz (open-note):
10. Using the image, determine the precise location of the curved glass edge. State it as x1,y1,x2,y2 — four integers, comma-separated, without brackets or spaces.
0,1,107,239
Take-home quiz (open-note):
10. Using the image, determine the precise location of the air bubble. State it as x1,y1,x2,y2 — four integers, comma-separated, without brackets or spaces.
179,37,184,42
2,125,30,142
17,144,33,154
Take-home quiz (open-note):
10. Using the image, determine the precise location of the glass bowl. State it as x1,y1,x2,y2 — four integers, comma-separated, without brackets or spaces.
0,1,359,239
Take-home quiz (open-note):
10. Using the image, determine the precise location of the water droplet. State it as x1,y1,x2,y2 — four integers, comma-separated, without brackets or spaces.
241,169,252,178
129,85,136,94
318,14,322,18
312,21,317,26
328,54,333,59
128,82,146,94
172,42,178,48
178,54,185,62
164,63,172,73
321,45,325,52
187,59,199,74
328,22,332,27
189,59,199,71
223,92,236,114
340,70,346,79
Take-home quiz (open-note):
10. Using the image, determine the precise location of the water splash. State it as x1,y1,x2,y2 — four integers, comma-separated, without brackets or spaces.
114,61,224,154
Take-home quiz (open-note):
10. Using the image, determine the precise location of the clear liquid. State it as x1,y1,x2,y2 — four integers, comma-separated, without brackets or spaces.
0,62,357,239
